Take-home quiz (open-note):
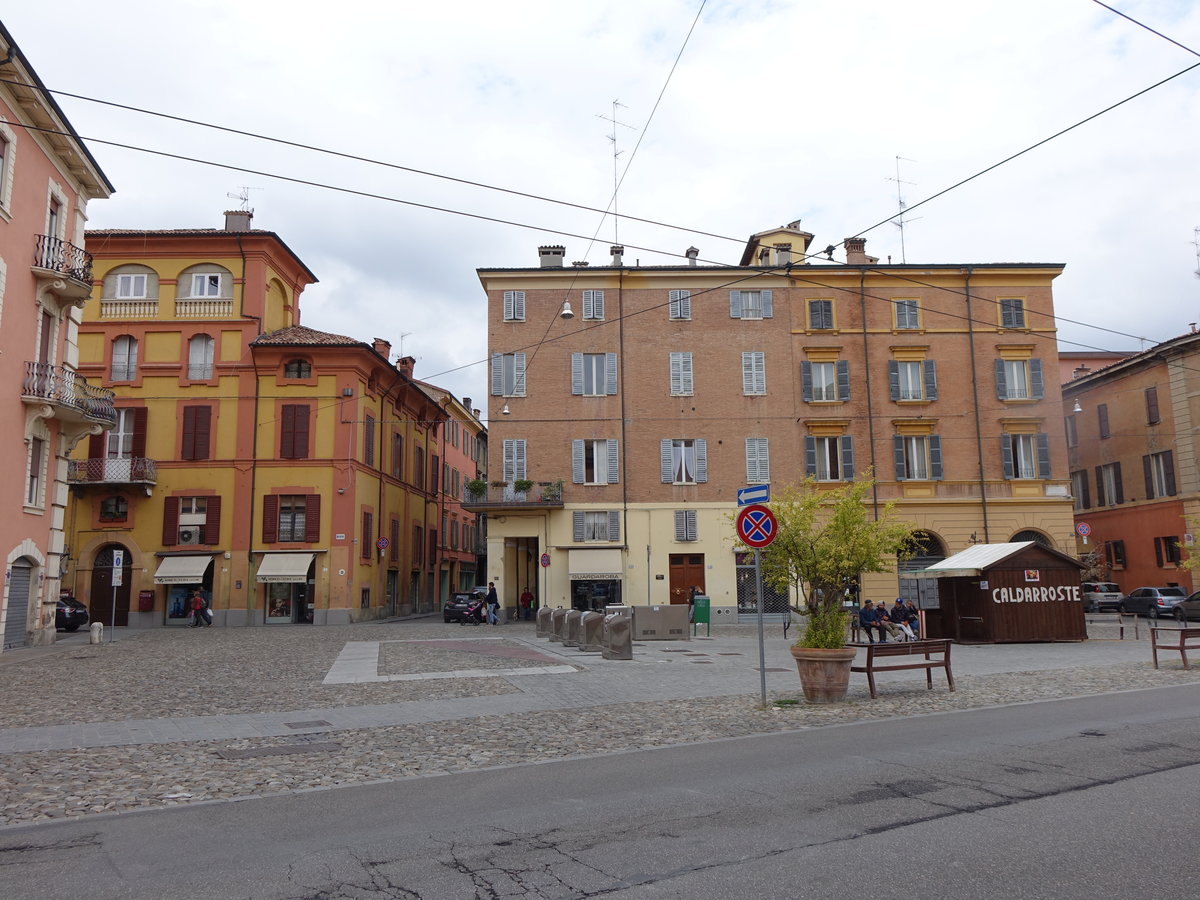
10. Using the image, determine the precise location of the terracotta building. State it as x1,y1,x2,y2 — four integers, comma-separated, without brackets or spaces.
1061,329,1200,595
1,23,114,651
67,213,463,626
473,223,1077,616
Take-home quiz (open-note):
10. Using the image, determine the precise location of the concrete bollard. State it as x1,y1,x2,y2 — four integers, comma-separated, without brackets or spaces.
535,606,553,638
89,622,103,644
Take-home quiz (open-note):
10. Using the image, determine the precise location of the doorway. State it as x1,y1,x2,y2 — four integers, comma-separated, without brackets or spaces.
3,558,34,650
669,553,705,604
89,544,132,627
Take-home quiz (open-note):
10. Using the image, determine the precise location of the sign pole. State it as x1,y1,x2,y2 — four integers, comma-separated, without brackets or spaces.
109,548,124,643
755,547,767,708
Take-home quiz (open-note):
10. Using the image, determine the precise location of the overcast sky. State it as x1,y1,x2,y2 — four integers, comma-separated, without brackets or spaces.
6,1,1200,417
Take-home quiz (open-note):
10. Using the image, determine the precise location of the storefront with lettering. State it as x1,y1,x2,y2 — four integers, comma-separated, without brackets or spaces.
913,541,1086,642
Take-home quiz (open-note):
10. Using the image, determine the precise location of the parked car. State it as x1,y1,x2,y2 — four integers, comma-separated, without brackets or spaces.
1173,591,1200,623
1080,582,1124,613
1120,586,1188,618
444,589,485,623
55,596,89,632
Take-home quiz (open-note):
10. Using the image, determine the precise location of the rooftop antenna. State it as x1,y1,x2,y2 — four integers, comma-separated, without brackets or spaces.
398,332,413,357
885,156,920,263
596,100,636,245
1192,226,1200,278
226,186,261,211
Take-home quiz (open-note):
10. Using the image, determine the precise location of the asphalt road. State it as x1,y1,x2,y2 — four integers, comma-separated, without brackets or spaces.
2,684,1198,899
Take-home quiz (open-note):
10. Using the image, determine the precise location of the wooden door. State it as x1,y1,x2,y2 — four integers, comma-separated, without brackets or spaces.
89,544,131,627
668,554,705,604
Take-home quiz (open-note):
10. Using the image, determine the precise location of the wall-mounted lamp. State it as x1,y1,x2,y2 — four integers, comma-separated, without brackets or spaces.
501,403,511,415
1072,400,1082,413
559,300,574,320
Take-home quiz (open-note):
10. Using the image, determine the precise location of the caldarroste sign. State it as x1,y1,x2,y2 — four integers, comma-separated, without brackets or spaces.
992,584,1082,604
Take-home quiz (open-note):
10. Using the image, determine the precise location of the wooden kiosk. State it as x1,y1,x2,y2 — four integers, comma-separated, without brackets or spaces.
914,542,1086,643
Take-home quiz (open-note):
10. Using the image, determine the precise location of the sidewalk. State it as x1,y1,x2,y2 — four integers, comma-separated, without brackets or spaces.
1,616,1196,825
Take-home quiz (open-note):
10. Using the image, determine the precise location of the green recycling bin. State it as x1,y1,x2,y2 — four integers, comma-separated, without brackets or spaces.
692,594,710,636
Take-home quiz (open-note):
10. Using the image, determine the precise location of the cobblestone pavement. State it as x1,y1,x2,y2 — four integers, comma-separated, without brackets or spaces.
1,616,1196,826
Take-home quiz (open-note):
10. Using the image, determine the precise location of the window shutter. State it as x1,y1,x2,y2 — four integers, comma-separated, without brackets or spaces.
513,353,526,396
674,510,687,541
194,406,211,459
263,495,279,543
511,439,527,479
182,407,196,460
1165,450,1177,496
294,406,310,459
1001,436,1014,480
893,436,907,480
572,440,585,483
607,439,619,483
605,353,618,395
742,353,755,394
994,359,1006,401
1143,455,1154,499
571,353,584,395
503,290,525,320
1146,387,1160,424
280,405,295,458
669,289,691,319
929,436,943,480
573,511,585,542
801,362,813,402
888,361,900,401
202,495,221,545
1154,537,1164,567
695,439,708,483
1098,405,1110,438
362,512,373,559
805,436,817,476
491,353,503,396
1113,462,1124,504
836,360,850,401
1079,471,1090,509
130,407,148,457
607,510,621,541
1029,359,1044,400
162,496,180,545
923,361,938,401
660,439,673,482
503,291,514,320
729,290,743,318
1035,433,1050,479
841,435,856,481
761,290,773,317
1094,466,1106,506
305,494,322,542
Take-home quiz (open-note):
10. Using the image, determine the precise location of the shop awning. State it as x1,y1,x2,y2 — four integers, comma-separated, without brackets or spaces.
256,553,314,583
153,555,214,585
567,549,623,581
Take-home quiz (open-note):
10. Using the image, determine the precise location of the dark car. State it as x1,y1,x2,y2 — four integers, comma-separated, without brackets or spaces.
1173,591,1200,623
56,597,89,632
444,590,484,623
1121,586,1188,618
1081,582,1124,613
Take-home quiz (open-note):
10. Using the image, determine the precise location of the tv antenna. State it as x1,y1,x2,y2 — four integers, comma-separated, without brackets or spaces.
886,156,920,263
596,100,636,244
398,332,413,357
1192,226,1200,278
226,186,262,211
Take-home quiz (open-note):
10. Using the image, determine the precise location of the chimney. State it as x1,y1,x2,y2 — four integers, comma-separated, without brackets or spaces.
610,245,624,266
1191,323,1197,334
224,209,253,231
372,337,392,358
462,397,471,412
1072,365,1091,379
685,247,699,266
843,237,868,265
396,355,415,379
538,245,565,268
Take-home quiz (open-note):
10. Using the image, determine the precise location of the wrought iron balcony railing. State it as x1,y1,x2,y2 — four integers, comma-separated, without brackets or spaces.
33,234,93,289
463,480,564,509
22,362,117,425
68,457,158,486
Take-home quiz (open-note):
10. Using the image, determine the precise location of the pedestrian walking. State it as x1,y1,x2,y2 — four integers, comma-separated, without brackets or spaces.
486,582,500,625
189,589,209,628
519,587,534,621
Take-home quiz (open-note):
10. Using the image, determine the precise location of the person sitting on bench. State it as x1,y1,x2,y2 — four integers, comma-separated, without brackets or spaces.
859,600,887,643
890,599,916,641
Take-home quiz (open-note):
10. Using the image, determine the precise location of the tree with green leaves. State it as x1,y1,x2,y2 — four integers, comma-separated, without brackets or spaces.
754,478,918,649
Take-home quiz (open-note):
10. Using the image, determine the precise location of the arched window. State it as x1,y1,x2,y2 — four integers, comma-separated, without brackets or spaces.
178,264,233,299
283,359,312,379
188,334,214,379
1011,530,1051,547
111,335,138,381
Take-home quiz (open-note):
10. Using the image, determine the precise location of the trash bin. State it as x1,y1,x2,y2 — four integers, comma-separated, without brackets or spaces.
536,606,553,638
602,612,633,660
580,611,605,652
564,610,584,647
549,608,570,642
692,594,711,636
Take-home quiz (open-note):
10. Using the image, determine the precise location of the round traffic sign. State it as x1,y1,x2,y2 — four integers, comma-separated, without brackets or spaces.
1076,522,1091,537
540,553,551,568
736,503,778,548
376,537,390,550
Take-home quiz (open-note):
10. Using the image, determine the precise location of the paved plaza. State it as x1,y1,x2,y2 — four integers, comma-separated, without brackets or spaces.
0,615,1197,826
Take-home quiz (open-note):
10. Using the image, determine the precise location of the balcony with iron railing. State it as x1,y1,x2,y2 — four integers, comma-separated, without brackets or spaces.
21,362,117,426
462,479,563,512
32,235,94,301
68,457,158,487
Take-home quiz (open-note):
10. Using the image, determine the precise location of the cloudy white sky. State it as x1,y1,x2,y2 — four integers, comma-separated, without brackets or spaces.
6,1,1200,416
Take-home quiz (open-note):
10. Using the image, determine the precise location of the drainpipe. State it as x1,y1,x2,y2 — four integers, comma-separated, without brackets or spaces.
616,268,632,600
964,267,991,543
858,269,879,517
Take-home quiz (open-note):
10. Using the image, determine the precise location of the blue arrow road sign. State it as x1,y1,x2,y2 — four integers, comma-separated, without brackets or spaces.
737,485,770,506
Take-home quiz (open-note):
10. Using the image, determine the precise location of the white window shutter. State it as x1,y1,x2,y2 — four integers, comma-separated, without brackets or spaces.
513,353,526,396
607,439,619,483
607,510,621,541
571,353,584,395
695,439,708,483
605,353,618,395
572,440,585,483
729,291,743,318
660,439,673,482
573,511,585,542
491,353,504,396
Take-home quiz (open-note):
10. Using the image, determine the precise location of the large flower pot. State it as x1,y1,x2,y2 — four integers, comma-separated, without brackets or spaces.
789,646,857,703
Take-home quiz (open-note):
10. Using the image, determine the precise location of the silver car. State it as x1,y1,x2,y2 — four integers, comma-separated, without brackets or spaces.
1081,582,1123,613
1121,586,1188,618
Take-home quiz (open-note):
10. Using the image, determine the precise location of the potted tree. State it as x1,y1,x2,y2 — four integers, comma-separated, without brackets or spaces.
759,478,916,703
465,478,487,501
513,478,534,500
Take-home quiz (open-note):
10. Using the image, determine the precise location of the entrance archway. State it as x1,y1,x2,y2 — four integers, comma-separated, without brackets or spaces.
898,531,947,609
3,557,35,650
90,543,132,627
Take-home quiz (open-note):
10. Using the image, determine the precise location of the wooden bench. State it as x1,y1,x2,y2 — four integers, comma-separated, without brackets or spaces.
848,639,955,699
1150,627,1200,670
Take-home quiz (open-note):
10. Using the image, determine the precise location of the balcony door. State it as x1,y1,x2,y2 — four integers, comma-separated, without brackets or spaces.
104,409,136,481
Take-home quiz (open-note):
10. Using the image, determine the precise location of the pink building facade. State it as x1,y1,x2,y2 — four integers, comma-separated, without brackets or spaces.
1,24,114,651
